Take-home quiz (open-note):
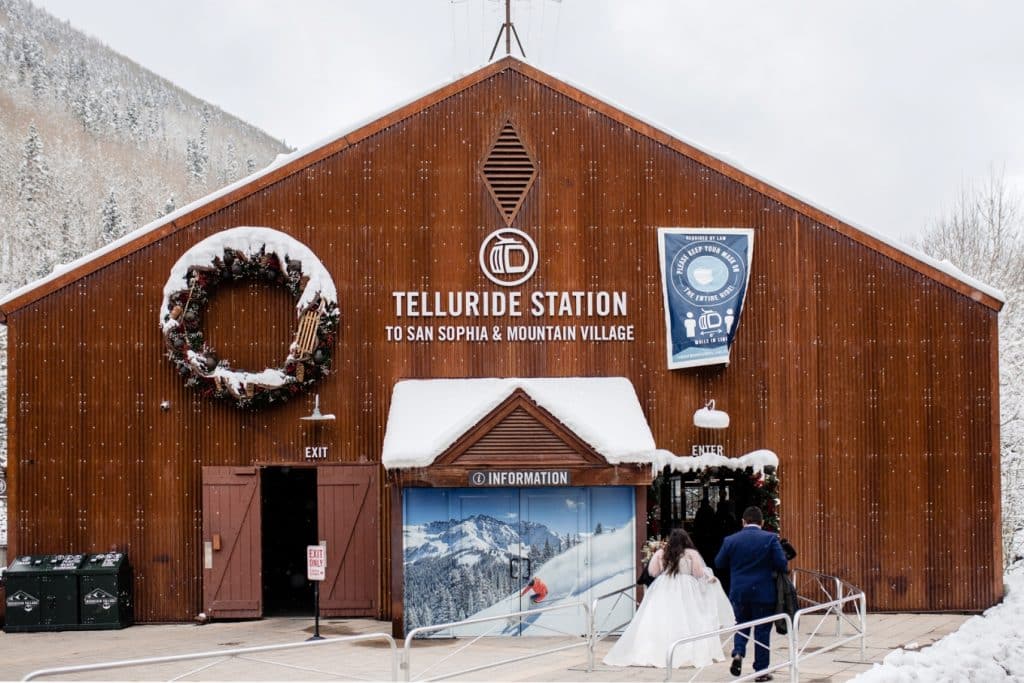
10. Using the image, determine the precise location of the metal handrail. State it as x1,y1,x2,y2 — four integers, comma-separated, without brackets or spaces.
20,570,867,682
658,569,868,682
402,599,592,682
791,568,867,639
792,591,867,666
586,583,640,671
22,632,399,682
665,613,796,683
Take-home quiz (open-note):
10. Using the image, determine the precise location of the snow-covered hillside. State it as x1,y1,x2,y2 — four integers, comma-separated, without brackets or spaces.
0,0,289,546
0,0,288,291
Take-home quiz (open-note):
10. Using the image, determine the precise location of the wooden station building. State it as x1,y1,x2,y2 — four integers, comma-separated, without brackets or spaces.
0,57,1004,629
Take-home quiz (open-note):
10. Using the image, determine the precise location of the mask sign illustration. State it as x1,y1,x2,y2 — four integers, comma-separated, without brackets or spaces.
658,227,754,369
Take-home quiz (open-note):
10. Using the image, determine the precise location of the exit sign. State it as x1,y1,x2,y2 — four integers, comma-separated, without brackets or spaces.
307,545,326,581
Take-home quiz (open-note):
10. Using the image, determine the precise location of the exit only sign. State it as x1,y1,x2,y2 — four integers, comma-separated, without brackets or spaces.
307,545,326,581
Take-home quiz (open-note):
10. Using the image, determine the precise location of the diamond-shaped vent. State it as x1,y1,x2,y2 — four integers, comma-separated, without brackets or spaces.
481,121,538,226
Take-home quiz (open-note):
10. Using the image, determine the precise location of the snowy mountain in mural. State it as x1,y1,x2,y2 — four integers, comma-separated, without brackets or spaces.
405,514,563,566
403,494,635,636
404,514,574,630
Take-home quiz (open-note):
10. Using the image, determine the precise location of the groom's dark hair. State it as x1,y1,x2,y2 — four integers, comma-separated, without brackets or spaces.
742,506,763,525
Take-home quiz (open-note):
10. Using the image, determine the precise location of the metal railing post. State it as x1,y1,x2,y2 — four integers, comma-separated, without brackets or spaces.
587,596,597,672
860,592,867,662
793,608,802,672
832,576,843,636
403,631,414,682
788,617,799,683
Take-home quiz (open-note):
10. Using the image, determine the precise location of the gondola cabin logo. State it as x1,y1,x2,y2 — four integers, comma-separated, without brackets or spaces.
479,228,538,287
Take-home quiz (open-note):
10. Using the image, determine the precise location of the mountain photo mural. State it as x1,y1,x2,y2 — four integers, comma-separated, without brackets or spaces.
403,486,635,636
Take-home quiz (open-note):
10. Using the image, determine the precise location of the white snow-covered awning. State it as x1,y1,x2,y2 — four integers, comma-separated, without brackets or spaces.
651,449,779,475
381,377,661,470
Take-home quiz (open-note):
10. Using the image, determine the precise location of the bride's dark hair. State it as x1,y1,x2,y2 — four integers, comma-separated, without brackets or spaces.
662,528,697,576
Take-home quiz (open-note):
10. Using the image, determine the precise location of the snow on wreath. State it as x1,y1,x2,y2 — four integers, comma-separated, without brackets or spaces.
160,227,339,409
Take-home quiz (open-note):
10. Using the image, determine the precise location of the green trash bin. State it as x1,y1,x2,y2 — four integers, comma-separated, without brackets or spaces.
4,554,83,632
78,552,133,629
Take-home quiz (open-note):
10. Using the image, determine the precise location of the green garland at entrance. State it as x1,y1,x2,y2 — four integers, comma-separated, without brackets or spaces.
749,467,781,532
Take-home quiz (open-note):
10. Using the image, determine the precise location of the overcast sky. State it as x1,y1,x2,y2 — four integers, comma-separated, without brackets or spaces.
32,0,1024,242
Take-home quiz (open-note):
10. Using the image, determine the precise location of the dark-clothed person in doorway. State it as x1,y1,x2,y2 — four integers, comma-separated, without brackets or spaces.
714,506,788,681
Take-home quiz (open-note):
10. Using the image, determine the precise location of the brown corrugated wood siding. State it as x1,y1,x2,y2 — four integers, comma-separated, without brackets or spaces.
5,66,1001,620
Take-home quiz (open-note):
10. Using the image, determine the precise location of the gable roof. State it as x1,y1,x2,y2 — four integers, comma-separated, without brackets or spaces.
380,377,661,470
0,57,1003,323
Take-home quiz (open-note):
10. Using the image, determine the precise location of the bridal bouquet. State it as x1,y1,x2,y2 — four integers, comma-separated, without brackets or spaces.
641,537,663,562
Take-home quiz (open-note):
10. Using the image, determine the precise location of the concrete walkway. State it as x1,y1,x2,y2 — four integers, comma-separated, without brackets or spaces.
0,612,969,681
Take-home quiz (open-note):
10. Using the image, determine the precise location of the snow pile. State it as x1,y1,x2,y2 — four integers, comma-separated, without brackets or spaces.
651,449,779,475
382,377,658,469
853,574,1024,682
159,226,337,324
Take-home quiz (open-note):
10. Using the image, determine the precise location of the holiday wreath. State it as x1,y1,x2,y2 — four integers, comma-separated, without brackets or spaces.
160,227,339,409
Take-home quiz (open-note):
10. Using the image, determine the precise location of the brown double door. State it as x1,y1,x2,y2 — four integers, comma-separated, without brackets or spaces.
201,464,378,619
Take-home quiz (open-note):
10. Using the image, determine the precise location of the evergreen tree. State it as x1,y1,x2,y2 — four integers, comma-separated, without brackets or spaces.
221,140,240,184
160,195,177,217
594,522,604,535
186,137,207,184
57,210,78,265
17,124,48,220
99,190,124,245
16,124,53,279
185,105,212,185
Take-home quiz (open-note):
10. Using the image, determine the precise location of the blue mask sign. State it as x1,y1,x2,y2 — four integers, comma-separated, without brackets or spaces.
658,228,754,369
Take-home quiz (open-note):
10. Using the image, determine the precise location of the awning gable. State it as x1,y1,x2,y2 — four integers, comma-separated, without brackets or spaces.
381,377,659,470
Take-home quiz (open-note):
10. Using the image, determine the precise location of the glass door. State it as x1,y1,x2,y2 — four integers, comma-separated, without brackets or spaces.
587,486,638,635
513,487,586,635
402,486,636,637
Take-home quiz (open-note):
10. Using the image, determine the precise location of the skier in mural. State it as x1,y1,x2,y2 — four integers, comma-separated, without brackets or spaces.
519,576,549,604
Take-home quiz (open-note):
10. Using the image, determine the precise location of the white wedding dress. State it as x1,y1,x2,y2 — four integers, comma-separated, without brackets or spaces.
604,548,736,669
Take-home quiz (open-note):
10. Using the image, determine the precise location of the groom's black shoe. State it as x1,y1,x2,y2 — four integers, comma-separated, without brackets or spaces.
754,675,774,682
729,655,743,676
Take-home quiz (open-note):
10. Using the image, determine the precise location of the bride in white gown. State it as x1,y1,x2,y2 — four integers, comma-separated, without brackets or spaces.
604,529,736,669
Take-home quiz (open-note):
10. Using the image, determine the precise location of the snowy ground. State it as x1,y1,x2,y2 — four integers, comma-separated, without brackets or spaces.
853,567,1024,682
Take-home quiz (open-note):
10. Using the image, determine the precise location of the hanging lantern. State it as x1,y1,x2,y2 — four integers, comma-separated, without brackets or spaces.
693,399,730,429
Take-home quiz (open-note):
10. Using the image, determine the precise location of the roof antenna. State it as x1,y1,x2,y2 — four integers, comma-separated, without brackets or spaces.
489,0,526,60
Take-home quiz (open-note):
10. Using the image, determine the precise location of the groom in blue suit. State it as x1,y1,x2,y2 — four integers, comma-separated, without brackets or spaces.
714,506,788,681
